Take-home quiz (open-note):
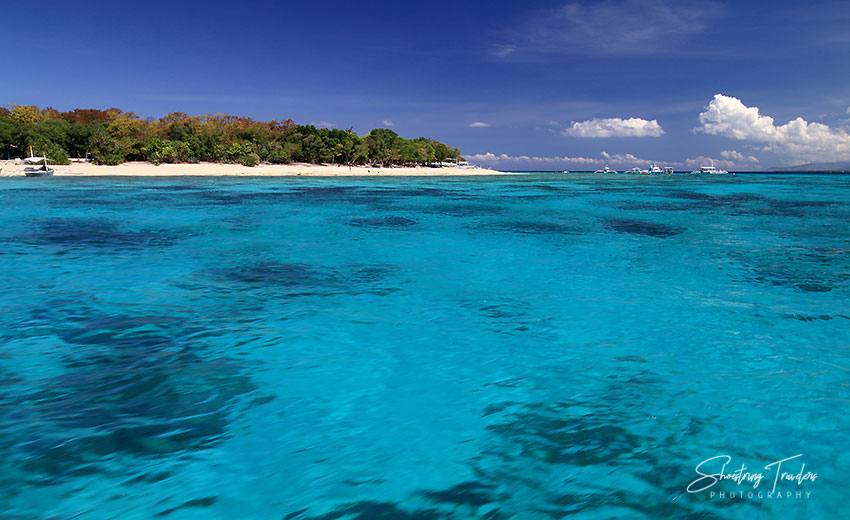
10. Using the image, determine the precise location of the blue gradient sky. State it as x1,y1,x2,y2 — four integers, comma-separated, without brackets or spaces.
2,0,849,169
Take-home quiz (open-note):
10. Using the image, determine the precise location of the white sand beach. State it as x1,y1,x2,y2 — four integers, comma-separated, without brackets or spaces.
1,161,507,177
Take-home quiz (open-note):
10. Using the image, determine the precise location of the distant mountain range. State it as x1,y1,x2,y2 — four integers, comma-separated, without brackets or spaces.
771,161,850,172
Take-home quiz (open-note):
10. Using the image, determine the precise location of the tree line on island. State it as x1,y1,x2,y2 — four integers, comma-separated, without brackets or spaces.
0,104,463,167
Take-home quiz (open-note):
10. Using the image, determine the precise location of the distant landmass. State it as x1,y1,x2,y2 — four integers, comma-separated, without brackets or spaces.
771,161,850,172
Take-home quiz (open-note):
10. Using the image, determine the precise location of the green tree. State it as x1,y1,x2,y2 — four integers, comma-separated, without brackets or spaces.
142,138,192,164
89,128,126,165
34,140,70,165
66,122,99,158
0,117,15,146
365,128,402,166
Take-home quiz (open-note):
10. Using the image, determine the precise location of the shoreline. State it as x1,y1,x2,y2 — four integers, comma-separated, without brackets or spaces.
1,161,508,177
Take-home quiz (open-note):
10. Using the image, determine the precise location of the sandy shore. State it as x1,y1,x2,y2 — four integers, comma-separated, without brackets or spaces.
1,161,507,177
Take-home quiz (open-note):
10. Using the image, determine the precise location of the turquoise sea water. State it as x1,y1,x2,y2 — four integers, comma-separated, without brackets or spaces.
0,173,848,519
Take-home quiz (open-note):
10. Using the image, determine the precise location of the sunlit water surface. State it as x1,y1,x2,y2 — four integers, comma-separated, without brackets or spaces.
1,173,848,519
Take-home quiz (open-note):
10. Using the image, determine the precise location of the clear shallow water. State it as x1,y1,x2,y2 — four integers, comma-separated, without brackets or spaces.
0,173,848,519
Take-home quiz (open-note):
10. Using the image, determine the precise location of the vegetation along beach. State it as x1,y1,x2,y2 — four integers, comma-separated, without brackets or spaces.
0,105,492,176
2,0,849,519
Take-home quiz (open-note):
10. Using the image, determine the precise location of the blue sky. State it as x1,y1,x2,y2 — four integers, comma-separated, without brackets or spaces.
2,0,849,169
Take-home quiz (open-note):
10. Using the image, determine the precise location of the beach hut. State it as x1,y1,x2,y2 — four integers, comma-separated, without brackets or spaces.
0,145,18,160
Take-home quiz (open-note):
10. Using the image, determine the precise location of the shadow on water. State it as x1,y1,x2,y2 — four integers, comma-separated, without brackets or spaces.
287,360,747,520
3,307,257,486
613,201,694,212
288,501,455,520
732,246,850,293
212,262,331,287
17,218,190,250
460,297,553,337
658,190,841,217
153,496,218,518
349,216,418,229
202,261,403,299
183,185,467,209
604,218,684,238
422,203,505,218
479,220,584,236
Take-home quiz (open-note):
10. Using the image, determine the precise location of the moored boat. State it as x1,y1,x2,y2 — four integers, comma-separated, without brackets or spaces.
691,164,729,175
23,147,55,177
24,165,54,177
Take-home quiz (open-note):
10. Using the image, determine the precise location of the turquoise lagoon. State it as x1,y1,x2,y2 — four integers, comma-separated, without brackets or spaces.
0,173,848,519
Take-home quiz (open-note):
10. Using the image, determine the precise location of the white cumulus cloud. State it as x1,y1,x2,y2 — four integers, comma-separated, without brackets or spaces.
600,151,663,164
720,150,759,163
468,121,490,128
311,121,336,128
381,120,395,127
696,94,850,161
565,117,665,137
685,156,735,168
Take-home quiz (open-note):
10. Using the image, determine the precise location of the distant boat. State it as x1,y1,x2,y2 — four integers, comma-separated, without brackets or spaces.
648,164,663,174
594,165,617,174
23,147,54,177
691,164,729,175
663,167,674,175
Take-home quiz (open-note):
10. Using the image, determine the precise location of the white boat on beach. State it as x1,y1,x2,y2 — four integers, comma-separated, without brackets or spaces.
23,147,54,177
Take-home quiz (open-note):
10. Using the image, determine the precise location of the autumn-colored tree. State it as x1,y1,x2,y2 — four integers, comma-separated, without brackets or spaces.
10,104,44,124
60,108,112,125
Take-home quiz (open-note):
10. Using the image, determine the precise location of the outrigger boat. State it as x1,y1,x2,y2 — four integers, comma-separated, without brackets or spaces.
23,147,54,177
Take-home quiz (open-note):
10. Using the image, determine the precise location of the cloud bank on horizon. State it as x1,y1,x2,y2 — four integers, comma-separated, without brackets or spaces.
466,152,601,165
467,151,667,168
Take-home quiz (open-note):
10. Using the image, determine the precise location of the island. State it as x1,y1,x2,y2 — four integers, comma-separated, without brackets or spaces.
0,104,502,176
